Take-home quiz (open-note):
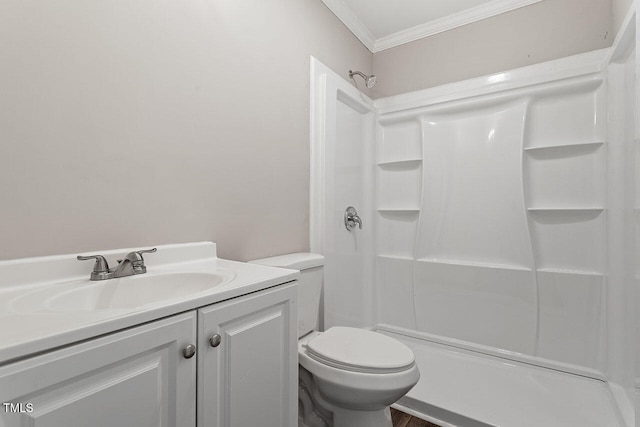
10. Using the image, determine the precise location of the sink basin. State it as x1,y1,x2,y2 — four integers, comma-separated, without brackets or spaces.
7,272,233,313
47,272,231,311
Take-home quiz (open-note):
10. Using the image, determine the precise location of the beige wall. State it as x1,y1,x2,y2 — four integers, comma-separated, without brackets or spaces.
372,0,613,98
0,0,372,261
1,0,628,261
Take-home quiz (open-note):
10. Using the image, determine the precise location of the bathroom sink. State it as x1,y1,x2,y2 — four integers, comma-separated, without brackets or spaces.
47,272,230,311
8,272,232,313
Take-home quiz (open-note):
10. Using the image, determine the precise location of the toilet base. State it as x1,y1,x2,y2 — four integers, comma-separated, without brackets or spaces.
297,331,419,427
299,365,394,427
332,406,392,427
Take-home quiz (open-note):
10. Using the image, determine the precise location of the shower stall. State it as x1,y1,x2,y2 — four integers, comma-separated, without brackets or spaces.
310,10,638,427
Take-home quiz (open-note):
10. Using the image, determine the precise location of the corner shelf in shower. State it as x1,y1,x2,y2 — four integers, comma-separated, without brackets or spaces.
415,258,533,272
377,254,415,262
536,267,603,277
377,159,422,209
377,208,420,213
523,141,604,153
527,208,604,213
377,158,422,168
376,210,419,260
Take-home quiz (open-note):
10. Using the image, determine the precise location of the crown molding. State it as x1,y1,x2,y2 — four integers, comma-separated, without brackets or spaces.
321,0,376,52
322,0,543,54
374,0,543,52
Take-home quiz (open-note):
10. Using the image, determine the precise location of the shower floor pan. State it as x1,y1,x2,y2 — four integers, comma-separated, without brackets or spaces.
381,331,623,427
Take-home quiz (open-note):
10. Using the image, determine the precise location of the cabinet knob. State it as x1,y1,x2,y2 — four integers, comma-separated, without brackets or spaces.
183,344,197,359
209,334,222,348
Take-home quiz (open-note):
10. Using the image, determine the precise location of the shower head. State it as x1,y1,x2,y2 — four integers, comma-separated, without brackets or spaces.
349,70,376,88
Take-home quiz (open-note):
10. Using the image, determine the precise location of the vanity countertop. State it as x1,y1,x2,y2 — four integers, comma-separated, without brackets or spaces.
0,242,298,365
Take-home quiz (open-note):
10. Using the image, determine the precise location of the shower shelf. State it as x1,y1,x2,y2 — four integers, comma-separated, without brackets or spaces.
377,208,420,213
377,158,422,167
377,254,414,261
523,141,604,152
536,267,603,277
416,258,533,272
527,208,604,213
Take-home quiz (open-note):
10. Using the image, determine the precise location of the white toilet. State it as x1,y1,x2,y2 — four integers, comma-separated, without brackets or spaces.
250,253,420,427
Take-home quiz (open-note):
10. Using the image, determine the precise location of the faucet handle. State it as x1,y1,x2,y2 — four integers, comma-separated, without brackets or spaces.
128,248,156,274
77,254,110,280
119,248,157,263
136,248,157,257
129,247,157,263
77,254,109,272
119,247,156,270
344,206,363,231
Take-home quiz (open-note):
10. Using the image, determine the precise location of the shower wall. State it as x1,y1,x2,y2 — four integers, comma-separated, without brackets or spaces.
310,58,376,330
373,46,633,385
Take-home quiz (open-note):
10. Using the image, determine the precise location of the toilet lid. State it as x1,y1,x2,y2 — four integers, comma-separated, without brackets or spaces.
305,327,415,374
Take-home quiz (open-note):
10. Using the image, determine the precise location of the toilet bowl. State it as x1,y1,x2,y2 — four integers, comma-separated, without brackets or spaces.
299,328,420,427
249,253,420,427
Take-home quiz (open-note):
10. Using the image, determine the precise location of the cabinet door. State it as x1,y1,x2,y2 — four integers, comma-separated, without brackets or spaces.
0,312,197,427
198,283,297,427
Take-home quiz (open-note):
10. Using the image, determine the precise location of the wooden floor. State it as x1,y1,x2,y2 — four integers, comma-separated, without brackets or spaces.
391,408,441,427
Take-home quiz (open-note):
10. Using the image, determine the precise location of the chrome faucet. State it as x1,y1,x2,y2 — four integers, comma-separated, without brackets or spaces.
77,248,157,281
344,206,363,231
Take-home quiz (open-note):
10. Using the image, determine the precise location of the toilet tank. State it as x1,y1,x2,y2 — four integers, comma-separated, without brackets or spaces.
249,253,324,338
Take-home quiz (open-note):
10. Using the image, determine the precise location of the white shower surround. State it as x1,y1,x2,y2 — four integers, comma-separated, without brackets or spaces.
310,9,637,426
375,57,609,373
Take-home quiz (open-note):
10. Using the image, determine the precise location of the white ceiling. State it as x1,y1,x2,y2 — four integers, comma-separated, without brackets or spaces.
321,0,543,52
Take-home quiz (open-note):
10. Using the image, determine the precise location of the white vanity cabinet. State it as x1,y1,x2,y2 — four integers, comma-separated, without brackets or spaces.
0,282,297,427
197,282,297,427
0,312,197,427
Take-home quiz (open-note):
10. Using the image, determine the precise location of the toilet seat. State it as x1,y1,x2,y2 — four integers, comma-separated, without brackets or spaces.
298,329,421,413
305,327,415,374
